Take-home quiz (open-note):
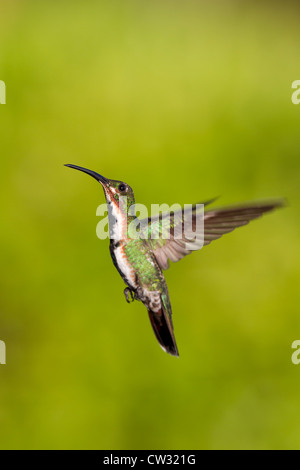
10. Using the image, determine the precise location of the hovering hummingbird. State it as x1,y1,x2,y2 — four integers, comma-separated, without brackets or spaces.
65,164,284,357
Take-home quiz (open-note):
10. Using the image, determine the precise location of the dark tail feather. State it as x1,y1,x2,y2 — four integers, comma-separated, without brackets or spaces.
147,301,179,357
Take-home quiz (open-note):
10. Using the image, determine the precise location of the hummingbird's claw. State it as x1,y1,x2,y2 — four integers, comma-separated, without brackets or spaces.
124,287,135,303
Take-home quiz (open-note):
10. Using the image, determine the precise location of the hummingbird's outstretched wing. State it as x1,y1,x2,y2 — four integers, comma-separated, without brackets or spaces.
143,200,285,270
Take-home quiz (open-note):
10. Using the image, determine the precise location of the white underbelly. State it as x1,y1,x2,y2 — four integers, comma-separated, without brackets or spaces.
114,245,137,288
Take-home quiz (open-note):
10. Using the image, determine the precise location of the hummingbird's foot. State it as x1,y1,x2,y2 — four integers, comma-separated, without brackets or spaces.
124,287,135,303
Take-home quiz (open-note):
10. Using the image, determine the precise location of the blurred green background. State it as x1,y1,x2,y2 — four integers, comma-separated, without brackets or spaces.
0,0,300,450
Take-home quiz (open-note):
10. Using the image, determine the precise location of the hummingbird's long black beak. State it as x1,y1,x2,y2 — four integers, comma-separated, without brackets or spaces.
65,164,109,186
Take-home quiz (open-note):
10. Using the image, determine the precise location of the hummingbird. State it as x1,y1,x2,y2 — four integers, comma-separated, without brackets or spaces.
65,164,284,357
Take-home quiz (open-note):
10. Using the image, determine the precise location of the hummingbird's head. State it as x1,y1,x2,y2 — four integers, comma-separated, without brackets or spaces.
65,164,135,215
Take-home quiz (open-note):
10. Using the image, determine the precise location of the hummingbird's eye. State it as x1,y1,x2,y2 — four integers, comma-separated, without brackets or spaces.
118,183,126,192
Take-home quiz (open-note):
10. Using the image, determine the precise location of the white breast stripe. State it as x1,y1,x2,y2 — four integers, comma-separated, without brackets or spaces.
107,199,127,241
114,245,137,288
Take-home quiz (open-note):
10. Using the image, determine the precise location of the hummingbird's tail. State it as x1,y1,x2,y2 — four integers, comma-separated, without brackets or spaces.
147,294,179,357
